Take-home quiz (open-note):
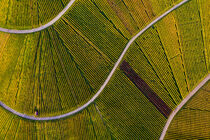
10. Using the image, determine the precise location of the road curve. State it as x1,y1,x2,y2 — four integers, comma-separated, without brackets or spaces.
159,74,210,140
0,0,76,34
0,0,191,121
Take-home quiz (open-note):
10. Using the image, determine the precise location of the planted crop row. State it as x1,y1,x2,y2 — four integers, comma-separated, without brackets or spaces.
174,0,208,90
130,27,183,105
197,0,210,71
155,12,189,98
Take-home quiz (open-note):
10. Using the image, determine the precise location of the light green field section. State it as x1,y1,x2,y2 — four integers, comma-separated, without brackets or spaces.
164,81,210,139
197,0,210,71
155,0,209,97
0,0,71,29
173,0,208,90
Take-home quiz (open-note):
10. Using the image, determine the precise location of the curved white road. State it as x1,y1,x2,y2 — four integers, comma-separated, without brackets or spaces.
0,0,191,121
159,74,210,140
0,0,76,34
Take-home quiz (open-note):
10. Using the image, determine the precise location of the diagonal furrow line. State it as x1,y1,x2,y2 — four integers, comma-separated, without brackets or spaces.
47,29,78,105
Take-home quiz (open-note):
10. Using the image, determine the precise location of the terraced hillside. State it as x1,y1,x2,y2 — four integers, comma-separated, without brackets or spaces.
164,81,210,139
0,0,209,139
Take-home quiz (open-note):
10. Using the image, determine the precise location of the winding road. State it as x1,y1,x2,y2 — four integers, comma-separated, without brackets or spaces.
0,0,193,121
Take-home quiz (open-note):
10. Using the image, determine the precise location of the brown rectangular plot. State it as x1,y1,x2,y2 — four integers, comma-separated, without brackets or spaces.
120,60,172,118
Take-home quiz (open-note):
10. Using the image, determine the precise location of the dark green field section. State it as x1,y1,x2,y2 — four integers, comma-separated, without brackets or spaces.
164,81,210,139
0,0,71,29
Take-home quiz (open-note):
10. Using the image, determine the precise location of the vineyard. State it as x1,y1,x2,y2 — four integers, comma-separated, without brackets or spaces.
0,0,209,139
0,0,72,29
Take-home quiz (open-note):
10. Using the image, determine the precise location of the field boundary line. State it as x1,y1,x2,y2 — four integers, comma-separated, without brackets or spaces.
159,74,210,140
0,0,191,120
0,0,76,34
